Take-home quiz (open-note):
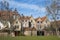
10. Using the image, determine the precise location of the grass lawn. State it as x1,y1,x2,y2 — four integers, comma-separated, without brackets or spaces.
0,36,60,40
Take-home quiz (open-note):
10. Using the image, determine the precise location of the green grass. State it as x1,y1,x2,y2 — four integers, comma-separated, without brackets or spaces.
0,36,60,40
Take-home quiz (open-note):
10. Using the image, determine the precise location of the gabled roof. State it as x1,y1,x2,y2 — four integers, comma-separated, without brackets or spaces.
51,20,60,27
35,16,47,22
0,10,20,21
41,16,47,22
35,17,41,21
20,16,32,20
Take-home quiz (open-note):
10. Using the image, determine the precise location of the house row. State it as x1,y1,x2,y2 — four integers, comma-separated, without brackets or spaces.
0,10,60,36
0,10,51,36
12,16,50,36
0,0,60,37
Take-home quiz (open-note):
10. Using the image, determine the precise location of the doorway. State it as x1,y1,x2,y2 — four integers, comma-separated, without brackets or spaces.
37,31,44,36
14,31,20,36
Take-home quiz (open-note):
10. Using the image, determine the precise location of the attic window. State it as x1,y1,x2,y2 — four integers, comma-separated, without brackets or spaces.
41,21,42,23
25,20,27,22
37,21,39,23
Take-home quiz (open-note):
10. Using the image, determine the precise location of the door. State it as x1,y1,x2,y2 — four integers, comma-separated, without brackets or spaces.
14,31,20,36
37,31,44,36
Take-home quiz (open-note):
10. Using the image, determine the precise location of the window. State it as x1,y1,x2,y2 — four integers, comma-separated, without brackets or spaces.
0,26,1,29
16,21,18,24
57,10,60,14
15,26,19,29
0,13,1,17
57,17,59,19
13,15,16,19
31,20,32,22
41,21,42,23
46,21,47,23
31,23,34,28
37,26,41,30
2,14,5,16
22,20,24,22
25,20,27,22
29,22,31,27
5,25,9,28
37,21,39,23
40,26,41,28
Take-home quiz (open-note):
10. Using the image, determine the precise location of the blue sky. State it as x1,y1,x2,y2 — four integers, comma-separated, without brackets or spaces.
0,0,52,18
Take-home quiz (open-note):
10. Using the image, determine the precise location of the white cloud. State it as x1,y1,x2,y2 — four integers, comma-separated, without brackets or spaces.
0,0,47,18
6,0,46,13
0,0,46,13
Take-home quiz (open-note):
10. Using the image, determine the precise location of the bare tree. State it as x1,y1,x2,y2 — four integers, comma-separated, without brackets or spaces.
0,0,9,10
46,0,60,35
